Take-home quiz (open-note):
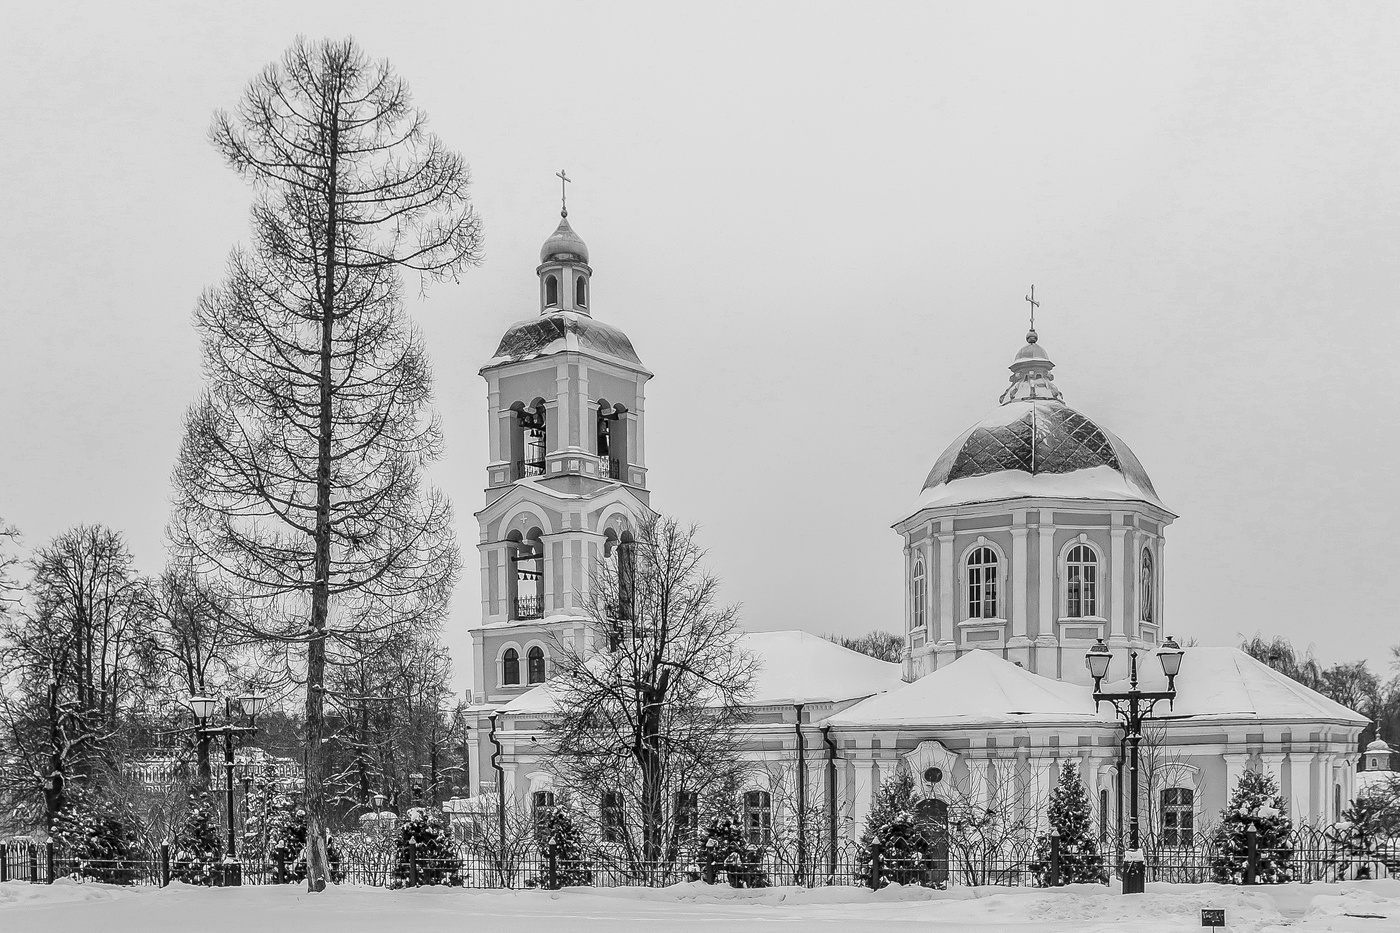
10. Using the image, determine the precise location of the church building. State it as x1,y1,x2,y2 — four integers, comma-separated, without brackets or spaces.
465,205,1367,848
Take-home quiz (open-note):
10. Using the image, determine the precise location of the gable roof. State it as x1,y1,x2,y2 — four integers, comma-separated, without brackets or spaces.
497,629,904,716
826,648,1099,728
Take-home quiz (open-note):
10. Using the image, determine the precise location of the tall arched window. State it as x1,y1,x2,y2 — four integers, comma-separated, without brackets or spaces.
1099,788,1109,840
743,790,772,845
911,555,927,630
502,648,520,686
1160,787,1193,846
1140,549,1154,624
527,645,546,684
966,546,999,619
618,531,636,621
1066,544,1098,618
532,790,556,824
575,276,587,306
545,274,559,306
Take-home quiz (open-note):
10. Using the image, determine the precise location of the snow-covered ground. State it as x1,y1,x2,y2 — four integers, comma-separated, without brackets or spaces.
2,878,1397,932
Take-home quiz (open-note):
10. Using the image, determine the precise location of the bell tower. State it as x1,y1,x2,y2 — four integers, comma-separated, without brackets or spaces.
468,196,654,721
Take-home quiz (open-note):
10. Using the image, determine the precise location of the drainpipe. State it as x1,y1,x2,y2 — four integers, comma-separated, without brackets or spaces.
489,712,506,856
1115,727,1127,867
794,703,806,886
821,725,838,884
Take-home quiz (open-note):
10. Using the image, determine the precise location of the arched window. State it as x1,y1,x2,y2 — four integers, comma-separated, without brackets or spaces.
743,790,772,846
514,402,547,478
1066,544,1098,618
527,645,546,684
1099,788,1109,840
1160,787,1193,846
502,648,520,686
911,555,927,630
1334,784,1342,822
1140,549,1154,624
545,274,559,306
575,276,587,306
601,790,625,843
966,546,999,619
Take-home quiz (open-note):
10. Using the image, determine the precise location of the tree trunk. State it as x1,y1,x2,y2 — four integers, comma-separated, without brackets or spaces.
303,99,340,894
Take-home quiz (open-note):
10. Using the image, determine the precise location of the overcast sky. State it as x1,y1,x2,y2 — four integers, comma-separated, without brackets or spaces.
3,2,1398,694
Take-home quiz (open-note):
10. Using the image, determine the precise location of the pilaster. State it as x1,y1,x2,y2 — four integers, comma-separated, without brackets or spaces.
1109,523,1128,646
1009,522,1031,664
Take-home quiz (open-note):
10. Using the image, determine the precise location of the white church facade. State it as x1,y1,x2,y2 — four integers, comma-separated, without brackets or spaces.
465,207,1368,846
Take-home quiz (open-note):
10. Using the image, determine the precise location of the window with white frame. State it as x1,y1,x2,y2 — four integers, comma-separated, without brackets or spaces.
912,555,927,631
527,645,546,684
502,647,520,686
1065,544,1098,618
1140,548,1154,624
966,546,999,619
1160,787,1193,846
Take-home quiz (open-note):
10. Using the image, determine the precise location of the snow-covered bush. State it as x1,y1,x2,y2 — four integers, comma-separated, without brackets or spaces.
698,813,766,887
1210,769,1293,884
856,769,943,888
170,790,223,885
390,807,462,887
532,802,592,887
51,789,142,885
1031,762,1108,886
262,796,343,884
1328,785,1400,880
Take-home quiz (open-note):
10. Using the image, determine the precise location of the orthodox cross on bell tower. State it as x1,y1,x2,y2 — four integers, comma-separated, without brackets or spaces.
556,169,571,217
1025,284,1040,335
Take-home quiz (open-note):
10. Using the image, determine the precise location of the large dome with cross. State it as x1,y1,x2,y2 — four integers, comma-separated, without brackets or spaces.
915,330,1163,511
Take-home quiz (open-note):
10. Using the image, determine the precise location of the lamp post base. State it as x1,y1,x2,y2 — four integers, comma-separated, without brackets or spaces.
1120,859,1145,895
220,860,243,887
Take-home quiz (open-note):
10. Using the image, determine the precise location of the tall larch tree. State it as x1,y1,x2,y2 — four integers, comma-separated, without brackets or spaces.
172,36,480,891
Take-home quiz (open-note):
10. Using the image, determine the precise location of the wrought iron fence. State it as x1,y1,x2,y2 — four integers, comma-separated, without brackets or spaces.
8,827,1396,890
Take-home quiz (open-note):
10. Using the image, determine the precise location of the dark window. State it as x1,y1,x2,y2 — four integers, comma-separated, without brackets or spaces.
743,790,772,846
601,791,625,844
527,646,546,684
967,547,999,619
1099,788,1109,841
674,791,698,842
502,648,520,686
1160,787,1193,846
1066,544,1098,618
575,276,587,306
545,274,559,306
533,790,556,821
618,534,636,621
1140,549,1154,624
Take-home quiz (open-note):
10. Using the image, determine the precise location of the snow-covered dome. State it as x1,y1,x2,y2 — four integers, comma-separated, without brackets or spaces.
1366,737,1392,754
916,331,1164,510
490,310,643,367
539,213,589,264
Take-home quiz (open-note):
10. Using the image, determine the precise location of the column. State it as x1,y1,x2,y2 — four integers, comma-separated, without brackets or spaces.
1036,523,1058,675
1009,521,1031,662
633,374,647,470
938,529,955,651
554,360,571,456
1223,753,1250,796
1287,753,1314,824
1156,538,1166,635
902,543,913,640
1109,524,1128,646
487,380,502,464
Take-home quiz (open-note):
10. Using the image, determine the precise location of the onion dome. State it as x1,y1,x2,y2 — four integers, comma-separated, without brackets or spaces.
916,330,1164,510
540,212,589,265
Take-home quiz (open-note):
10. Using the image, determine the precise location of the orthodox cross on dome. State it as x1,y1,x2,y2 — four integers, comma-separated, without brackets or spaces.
556,169,571,217
1024,285,1040,339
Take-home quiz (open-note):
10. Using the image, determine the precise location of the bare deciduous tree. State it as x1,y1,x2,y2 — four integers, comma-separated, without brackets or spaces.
171,36,478,890
547,514,756,873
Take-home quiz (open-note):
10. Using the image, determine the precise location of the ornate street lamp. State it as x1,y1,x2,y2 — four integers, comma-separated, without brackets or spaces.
1085,636,1185,895
188,692,266,886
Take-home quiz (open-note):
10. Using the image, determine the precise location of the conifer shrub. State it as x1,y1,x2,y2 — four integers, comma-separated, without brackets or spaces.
51,790,142,885
1210,769,1294,884
533,802,593,887
170,790,224,885
1031,762,1108,886
390,807,462,887
856,769,945,888
698,812,767,887
263,795,342,883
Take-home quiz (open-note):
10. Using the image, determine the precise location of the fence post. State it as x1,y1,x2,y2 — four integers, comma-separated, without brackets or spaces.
274,852,286,885
28,844,38,884
0,845,8,883
160,843,171,887
1244,825,1258,886
547,842,559,891
867,842,882,891
45,840,54,884
408,838,419,888
1049,829,1062,887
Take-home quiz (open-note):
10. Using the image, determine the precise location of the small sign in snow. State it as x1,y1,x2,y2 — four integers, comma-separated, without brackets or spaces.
1201,909,1226,927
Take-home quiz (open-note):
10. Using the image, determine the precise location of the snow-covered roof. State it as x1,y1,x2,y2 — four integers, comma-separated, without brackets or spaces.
910,463,1165,512
496,630,904,717
484,310,648,371
827,649,1100,729
1107,647,1369,727
827,646,1369,731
